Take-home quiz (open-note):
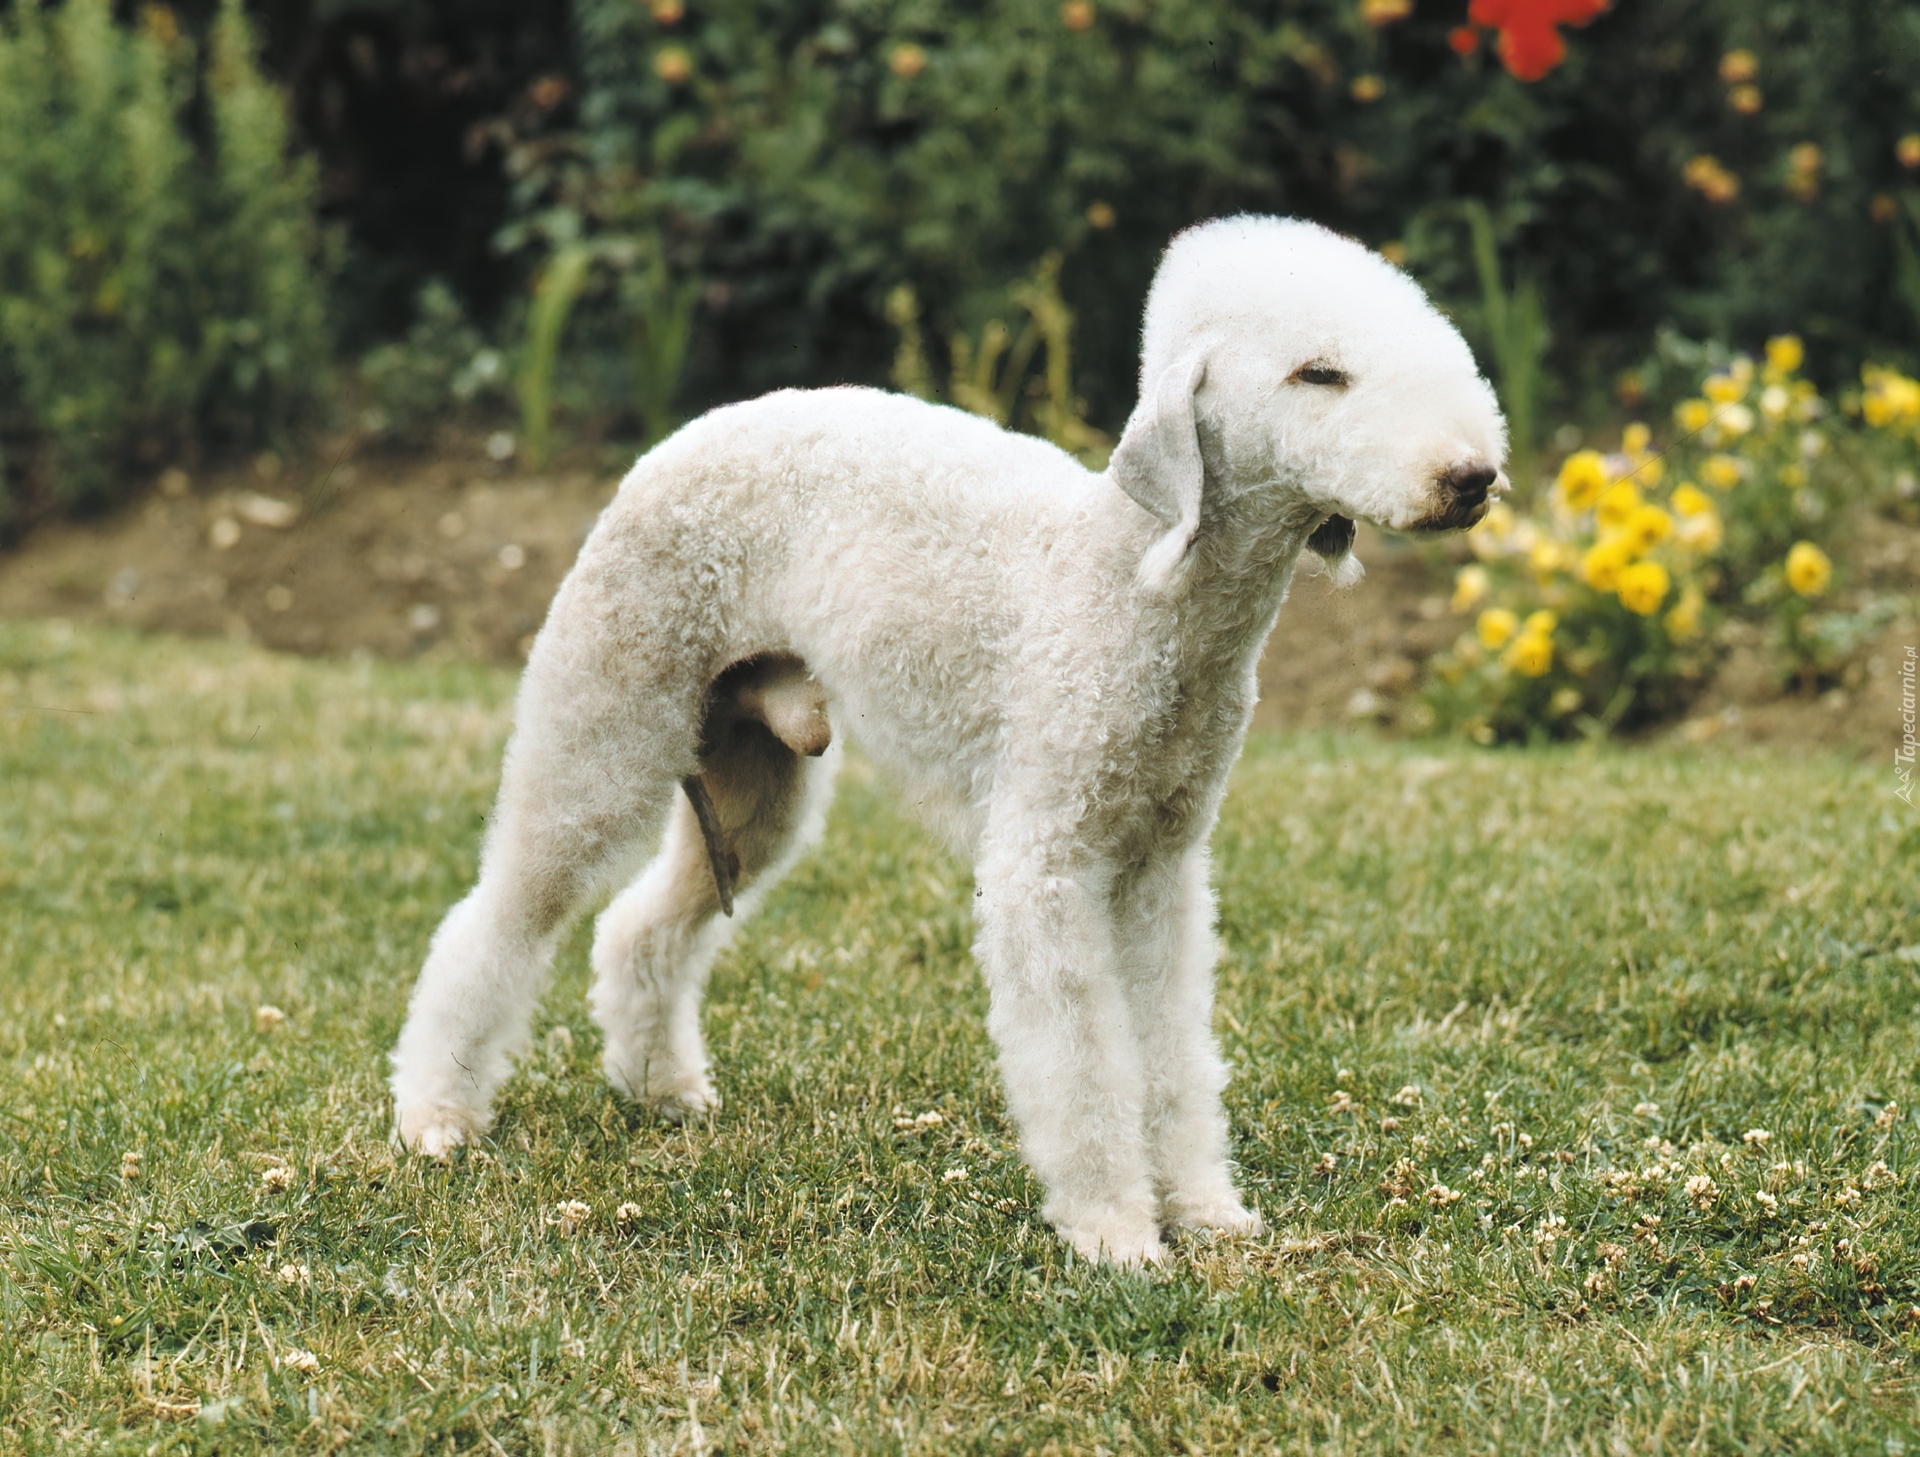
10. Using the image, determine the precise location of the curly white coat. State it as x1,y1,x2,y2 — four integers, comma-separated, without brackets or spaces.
390,215,1507,1266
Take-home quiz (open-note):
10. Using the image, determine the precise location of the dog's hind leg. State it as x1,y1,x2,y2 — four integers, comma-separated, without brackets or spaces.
1114,846,1261,1237
589,681,838,1122
390,626,694,1157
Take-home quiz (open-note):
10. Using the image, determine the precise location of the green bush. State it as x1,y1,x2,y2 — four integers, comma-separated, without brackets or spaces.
526,0,1916,438
359,281,509,442
0,0,330,522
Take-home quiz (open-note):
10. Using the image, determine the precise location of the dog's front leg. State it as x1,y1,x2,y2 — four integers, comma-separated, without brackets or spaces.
972,842,1163,1267
1115,846,1262,1238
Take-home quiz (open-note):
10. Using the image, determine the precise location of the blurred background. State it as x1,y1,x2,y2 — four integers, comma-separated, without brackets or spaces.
1,0,1916,749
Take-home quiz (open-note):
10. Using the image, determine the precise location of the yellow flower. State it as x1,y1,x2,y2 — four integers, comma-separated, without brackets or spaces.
1702,453,1744,489
1676,511,1723,553
1477,608,1519,651
1715,403,1754,439
1451,565,1490,614
1527,539,1571,577
1674,398,1713,434
1360,0,1413,21
1621,422,1651,456
1504,631,1554,677
1779,462,1807,488
1627,454,1665,488
1582,538,1634,592
1703,373,1745,405
1764,334,1803,378
1784,541,1831,597
1760,384,1790,420
1524,609,1559,635
1555,450,1610,511
1475,500,1516,538
1623,504,1673,553
1665,584,1704,639
1862,366,1920,429
1596,480,1642,532
652,45,693,83
888,41,929,77
1669,483,1710,516
1617,560,1671,616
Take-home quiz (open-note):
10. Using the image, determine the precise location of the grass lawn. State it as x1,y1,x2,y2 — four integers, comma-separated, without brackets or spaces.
4,619,1920,1454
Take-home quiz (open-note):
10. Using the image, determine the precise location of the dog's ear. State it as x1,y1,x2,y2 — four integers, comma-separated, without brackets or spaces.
1107,354,1207,594
1305,513,1365,588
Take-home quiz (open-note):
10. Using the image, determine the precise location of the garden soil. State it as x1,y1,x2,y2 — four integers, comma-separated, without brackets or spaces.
1,432,1910,757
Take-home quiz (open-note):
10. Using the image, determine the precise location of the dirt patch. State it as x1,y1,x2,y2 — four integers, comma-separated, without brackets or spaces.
0,437,615,665
0,435,1910,759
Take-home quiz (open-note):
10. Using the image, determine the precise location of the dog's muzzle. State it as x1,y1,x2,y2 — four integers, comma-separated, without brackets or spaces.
1410,460,1505,532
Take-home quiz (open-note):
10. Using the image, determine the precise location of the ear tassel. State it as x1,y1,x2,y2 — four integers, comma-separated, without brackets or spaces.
1327,553,1366,589
1136,521,1198,595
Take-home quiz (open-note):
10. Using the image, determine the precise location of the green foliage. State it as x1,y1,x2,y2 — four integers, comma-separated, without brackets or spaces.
1462,200,1548,488
887,253,1109,464
5,622,1920,1447
625,256,701,447
0,0,329,522
359,281,509,441
533,0,1917,429
518,245,594,469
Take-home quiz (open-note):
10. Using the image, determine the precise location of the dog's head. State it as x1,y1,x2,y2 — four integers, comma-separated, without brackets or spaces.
1108,216,1508,593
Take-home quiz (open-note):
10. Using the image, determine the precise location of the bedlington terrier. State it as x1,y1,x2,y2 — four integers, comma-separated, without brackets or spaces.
390,215,1507,1266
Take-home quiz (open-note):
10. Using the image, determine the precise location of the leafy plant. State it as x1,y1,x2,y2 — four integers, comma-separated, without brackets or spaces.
359,281,507,441
625,256,701,448
887,255,1108,466
517,244,592,470
0,0,329,522
1462,201,1549,491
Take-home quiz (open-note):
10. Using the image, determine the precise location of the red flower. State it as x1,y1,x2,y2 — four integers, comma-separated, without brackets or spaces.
1466,0,1607,81
1447,25,1479,56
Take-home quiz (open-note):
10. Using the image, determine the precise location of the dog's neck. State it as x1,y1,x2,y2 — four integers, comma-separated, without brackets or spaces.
1171,439,1321,673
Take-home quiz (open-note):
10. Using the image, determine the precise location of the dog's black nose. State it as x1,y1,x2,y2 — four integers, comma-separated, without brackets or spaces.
1442,462,1498,506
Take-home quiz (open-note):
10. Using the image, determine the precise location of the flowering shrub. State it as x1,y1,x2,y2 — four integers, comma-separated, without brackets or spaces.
1418,336,1906,741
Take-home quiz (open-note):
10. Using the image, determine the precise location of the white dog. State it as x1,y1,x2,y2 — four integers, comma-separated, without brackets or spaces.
390,216,1506,1266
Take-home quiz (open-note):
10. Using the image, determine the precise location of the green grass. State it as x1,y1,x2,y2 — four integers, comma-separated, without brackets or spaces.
4,619,1920,1454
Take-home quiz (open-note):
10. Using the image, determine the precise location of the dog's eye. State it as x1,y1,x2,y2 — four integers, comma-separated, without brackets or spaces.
1291,364,1349,387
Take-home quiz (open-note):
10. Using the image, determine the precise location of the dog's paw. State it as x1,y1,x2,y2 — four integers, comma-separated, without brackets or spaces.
395,1100,485,1159
649,1081,721,1124
1167,1194,1265,1238
1057,1216,1168,1270
605,1055,720,1123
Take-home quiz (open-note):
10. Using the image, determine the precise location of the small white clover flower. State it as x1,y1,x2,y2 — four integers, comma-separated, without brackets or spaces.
254,1005,287,1034
120,1150,142,1181
942,1167,968,1183
276,1262,310,1285
1427,1183,1462,1208
1390,1085,1422,1108
1685,1174,1719,1209
1742,1128,1771,1148
261,1165,293,1193
615,1202,643,1224
551,1200,592,1234
281,1349,319,1374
